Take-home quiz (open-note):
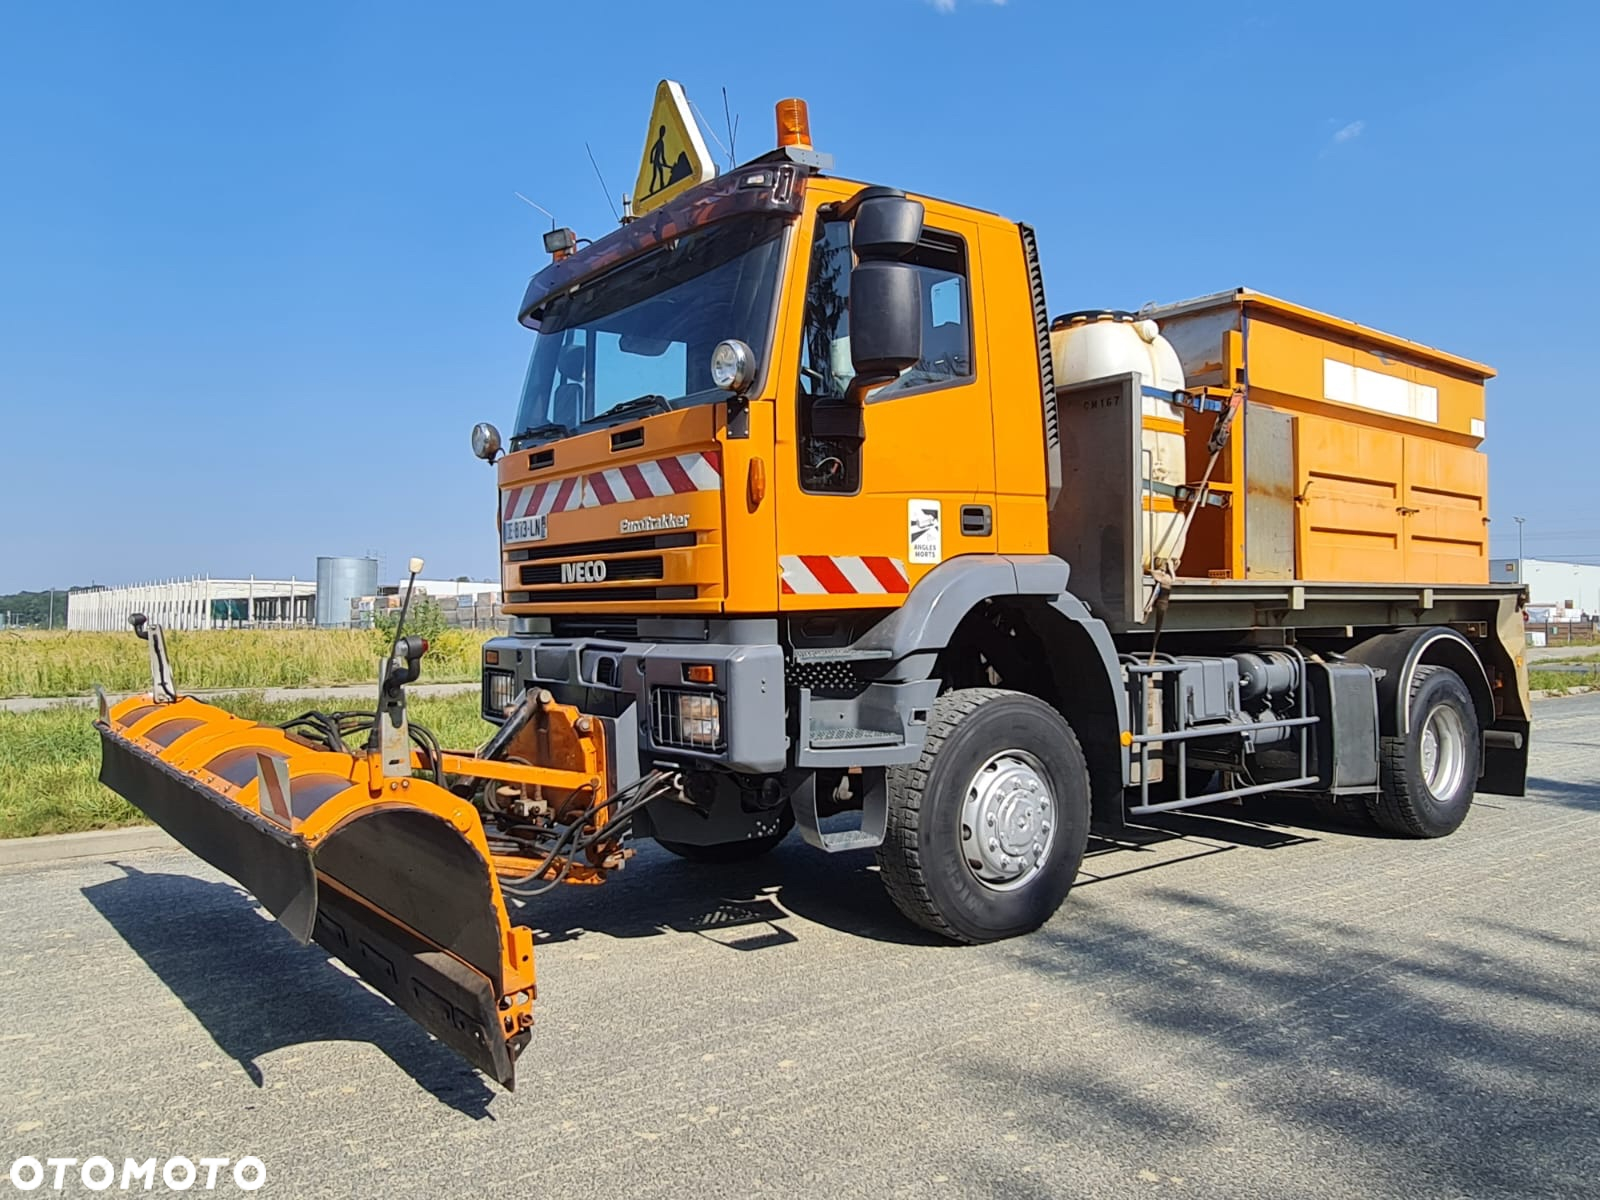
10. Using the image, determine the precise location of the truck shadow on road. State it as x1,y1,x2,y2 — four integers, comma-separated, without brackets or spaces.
1524,775,1600,810
80,863,499,1119
514,808,1329,950
75,807,1370,1111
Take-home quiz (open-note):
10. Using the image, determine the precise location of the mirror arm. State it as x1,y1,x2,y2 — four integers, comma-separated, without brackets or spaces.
845,372,895,407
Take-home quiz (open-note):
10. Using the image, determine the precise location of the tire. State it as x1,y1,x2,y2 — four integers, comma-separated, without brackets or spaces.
656,808,794,863
1309,794,1379,830
1366,665,1480,838
877,688,1091,943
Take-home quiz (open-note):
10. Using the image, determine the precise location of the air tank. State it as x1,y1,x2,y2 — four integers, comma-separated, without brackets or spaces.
1051,312,1190,572
315,555,379,628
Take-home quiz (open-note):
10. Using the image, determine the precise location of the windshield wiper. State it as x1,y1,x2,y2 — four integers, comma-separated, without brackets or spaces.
584,393,672,426
510,421,571,448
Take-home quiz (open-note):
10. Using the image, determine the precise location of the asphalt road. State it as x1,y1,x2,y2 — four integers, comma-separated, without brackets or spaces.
2,698,1597,1199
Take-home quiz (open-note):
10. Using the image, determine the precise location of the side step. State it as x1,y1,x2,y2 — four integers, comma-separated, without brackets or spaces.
808,724,901,750
791,769,888,853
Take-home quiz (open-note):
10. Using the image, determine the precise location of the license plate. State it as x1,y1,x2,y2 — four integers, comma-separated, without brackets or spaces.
503,513,548,544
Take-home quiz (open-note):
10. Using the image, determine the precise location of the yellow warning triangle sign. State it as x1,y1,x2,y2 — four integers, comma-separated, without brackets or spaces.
633,80,717,216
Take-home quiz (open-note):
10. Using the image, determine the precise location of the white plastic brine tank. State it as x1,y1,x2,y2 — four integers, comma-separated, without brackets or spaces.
1050,311,1190,573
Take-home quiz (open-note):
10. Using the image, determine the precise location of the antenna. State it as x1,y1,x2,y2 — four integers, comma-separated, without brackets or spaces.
722,87,739,167
514,191,557,229
689,98,731,170
584,142,621,223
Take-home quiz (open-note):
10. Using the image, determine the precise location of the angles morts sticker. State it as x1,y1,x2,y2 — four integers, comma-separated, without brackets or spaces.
909,499,942,564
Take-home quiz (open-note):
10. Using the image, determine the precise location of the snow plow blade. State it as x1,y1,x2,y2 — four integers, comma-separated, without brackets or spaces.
95,695,536,1088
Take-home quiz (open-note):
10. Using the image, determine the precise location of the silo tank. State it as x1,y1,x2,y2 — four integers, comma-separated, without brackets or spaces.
316,556,380,627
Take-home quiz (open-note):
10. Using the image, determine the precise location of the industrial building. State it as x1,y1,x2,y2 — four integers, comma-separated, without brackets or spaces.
1491,558,1600,619
66,556,503,632
66,577,317,631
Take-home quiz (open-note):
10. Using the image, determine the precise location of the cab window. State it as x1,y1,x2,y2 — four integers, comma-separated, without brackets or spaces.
798,221,974,403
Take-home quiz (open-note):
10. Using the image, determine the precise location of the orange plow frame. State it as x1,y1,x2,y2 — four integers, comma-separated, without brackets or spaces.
97,691,618,1088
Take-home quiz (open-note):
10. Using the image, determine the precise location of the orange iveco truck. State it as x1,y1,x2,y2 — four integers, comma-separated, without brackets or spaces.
97,85,1531,1088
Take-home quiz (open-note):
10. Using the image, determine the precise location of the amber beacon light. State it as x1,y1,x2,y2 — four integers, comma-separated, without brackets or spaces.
775,98,812,149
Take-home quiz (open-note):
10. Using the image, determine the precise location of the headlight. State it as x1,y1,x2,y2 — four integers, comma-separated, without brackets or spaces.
709,339,756,393
653,688,724,752
678,693,722,747
470,421,502,461
483,668,518,717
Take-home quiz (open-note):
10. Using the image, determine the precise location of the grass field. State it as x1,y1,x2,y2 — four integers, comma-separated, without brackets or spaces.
0,628,489,698
0,691,492,838
1529,666,1600,692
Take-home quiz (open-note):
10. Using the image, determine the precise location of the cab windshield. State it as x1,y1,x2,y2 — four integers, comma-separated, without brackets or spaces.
512,217,786,446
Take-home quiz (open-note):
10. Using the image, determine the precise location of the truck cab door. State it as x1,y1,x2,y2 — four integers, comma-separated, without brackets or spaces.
777,209,998,608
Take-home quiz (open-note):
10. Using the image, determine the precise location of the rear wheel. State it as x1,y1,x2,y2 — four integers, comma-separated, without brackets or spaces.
656,808,794,863
878,688,1091,943
1309,794,1379,829
1366,665,1480,838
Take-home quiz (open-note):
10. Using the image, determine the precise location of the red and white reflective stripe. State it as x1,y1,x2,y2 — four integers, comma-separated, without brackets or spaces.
580,450,720,508
502,451,721,519
503,474,586,520
780,555,910,595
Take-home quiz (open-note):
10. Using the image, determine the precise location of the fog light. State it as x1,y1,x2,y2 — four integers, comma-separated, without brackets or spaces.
677,692,722,747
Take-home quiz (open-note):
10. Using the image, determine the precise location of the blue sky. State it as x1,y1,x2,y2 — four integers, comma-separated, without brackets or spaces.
1,0,1595,593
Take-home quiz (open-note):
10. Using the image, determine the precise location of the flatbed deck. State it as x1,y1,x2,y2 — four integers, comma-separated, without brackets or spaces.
1109,576,1525,635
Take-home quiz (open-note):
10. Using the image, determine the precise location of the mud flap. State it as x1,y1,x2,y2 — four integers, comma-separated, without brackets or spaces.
98,727,318,942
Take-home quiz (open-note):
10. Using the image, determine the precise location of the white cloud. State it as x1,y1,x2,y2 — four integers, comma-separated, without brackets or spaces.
925,0,1006,11
1332,119,1366,144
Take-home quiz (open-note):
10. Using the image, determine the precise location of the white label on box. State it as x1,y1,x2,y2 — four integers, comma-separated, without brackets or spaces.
1323,359,1438,423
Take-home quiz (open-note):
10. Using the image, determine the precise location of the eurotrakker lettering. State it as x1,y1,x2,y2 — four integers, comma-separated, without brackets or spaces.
619,513,690,535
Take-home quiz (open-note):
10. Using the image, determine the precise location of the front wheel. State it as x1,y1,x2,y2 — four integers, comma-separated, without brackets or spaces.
1367,665,1480,838
878,688,1091,943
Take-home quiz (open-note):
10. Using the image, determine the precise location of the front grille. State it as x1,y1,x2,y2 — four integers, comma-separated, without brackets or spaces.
651,687,726,753
520,556,663,586
507,585,697,605
508,531,695,563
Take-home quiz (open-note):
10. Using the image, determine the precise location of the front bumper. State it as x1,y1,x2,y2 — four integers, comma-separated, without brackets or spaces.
482,634,788,779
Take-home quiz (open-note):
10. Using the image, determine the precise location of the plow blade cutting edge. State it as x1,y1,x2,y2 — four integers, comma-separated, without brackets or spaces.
96,695,536,1088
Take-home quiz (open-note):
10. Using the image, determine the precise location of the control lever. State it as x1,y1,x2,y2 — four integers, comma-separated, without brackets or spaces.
129,613,177,703
373,558,428,779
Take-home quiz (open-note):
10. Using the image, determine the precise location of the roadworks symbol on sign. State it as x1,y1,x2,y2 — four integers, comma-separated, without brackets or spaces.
633,79,716,215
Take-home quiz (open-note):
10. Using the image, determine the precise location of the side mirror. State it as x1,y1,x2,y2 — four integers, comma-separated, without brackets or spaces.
853,195,925,260
849,260,922,384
